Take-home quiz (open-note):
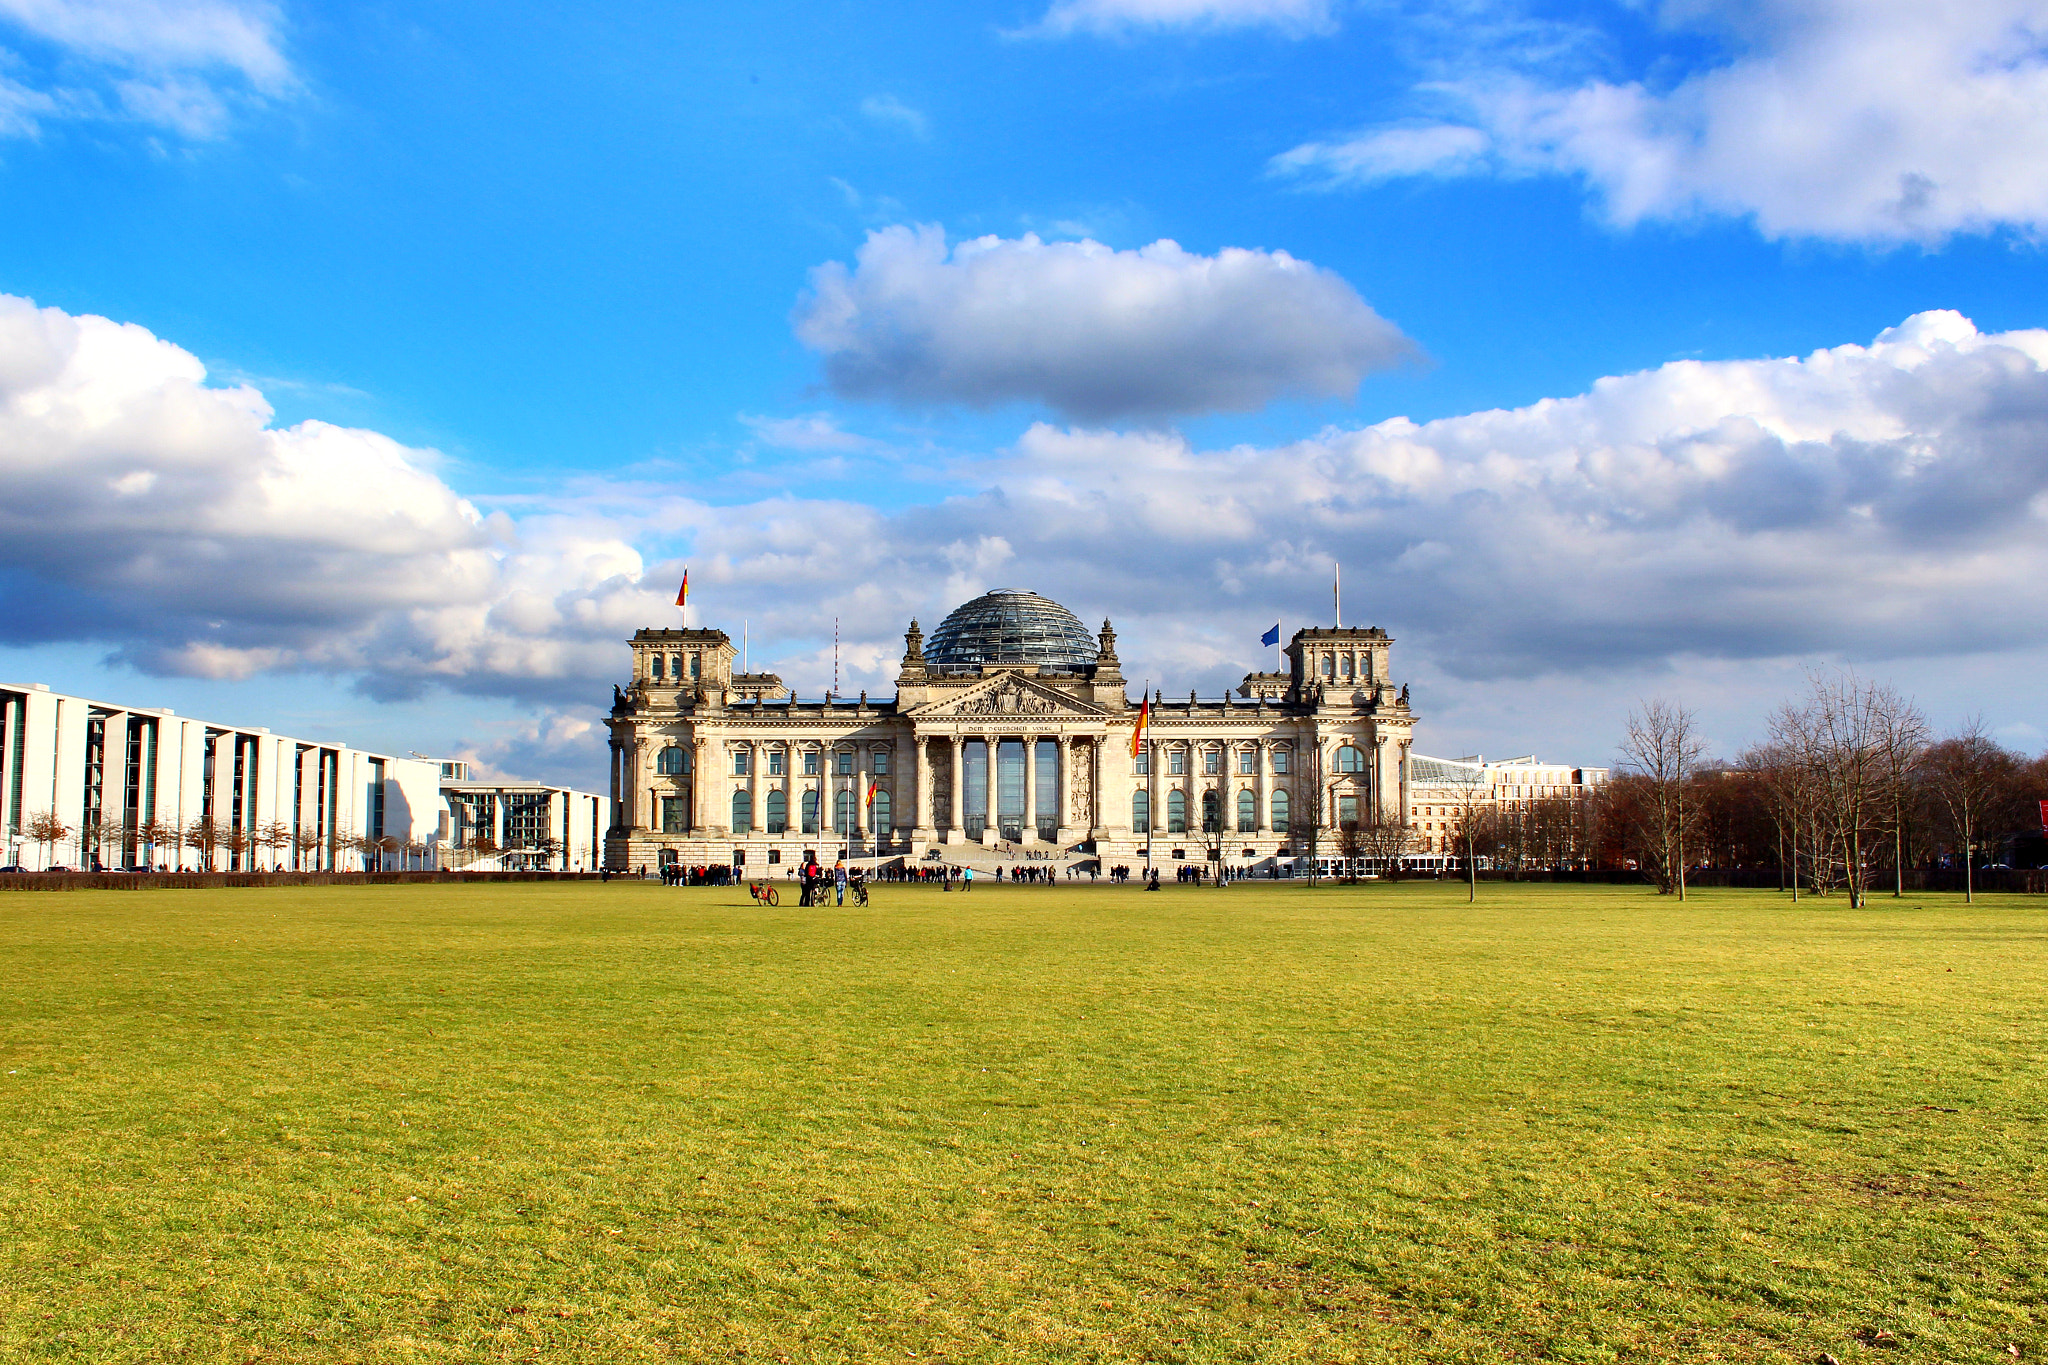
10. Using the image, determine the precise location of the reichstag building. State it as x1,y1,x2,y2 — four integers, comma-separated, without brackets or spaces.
603,588,1417,872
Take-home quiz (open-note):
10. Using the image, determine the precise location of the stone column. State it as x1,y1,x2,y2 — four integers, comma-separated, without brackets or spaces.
1020,733,1039,844
1256,739,1270,833
1398,740,1412,829
821,745,835,836
1091,737,1103,835
692,737,707,830
853,742,869,841
624,738,640,831
914,734,933,840
608,738,622,831
982,734,998,844
1055,735,1076,844
947,735,964,843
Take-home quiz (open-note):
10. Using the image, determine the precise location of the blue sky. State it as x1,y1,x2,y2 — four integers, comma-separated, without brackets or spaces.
3,0,2046,785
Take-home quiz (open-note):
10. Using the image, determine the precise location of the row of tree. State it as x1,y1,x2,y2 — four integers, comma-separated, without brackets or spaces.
14,812,440,872
1300,672,2043,905
1606,674,2046,905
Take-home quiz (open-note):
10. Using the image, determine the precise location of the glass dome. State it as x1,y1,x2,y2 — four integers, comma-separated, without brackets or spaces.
925,589,1098,672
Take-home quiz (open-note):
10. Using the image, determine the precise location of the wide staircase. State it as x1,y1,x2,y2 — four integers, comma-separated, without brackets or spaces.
904,838,1097,876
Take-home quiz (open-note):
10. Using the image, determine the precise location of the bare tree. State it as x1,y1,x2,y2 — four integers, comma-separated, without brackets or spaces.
24,810,70,870
156,815,188,870
223,822,251,872
256,820,293,872
1449,777,1492,903
185,815,222,871
1922,720,2021,904
1779,671,1894,909
1618,699,1706,898
1295,747,1325,883
1334,817,1364,881
531,834,564,870
1870,684,1930,898
1356,817,1414,876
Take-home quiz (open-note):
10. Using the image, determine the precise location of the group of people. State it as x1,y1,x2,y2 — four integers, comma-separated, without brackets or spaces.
796,857,861,907
656,863,733,886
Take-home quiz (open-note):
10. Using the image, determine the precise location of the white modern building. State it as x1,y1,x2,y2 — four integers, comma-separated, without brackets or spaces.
0,682,440,871
436,760,605,871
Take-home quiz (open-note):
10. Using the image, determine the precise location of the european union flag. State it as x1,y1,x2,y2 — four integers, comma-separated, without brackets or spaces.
1260,623,1280,647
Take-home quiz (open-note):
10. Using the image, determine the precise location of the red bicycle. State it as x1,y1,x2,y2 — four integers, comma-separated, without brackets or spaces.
748,881,779,906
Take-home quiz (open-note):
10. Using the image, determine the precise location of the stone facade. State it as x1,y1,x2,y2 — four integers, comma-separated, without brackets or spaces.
602,595,1417,873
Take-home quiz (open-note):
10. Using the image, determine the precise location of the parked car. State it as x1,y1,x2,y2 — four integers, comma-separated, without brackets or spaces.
0,864,24,873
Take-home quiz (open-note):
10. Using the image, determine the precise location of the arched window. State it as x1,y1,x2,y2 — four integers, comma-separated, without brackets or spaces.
731,790,753,833
802,790,820,834
871,788,891,831
689,653,701,680
1320,654,1334,678
655,746,688,775
1335,745,1366,773
1270,789,1290,834
1132,790,1150,833
1237,789,1256,832
836,788,856,830
669,655,683,680
1337,792,1360,829
649,655,664,680
765,790,787,834
1340,653,1353,677
1201,790,1220,832
1167,789,1187,834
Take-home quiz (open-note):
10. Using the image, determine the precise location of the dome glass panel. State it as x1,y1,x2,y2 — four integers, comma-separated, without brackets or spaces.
925,589,1098,672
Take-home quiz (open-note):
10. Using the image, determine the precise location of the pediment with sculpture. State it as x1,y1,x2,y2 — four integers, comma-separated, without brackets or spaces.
907,673,1108,721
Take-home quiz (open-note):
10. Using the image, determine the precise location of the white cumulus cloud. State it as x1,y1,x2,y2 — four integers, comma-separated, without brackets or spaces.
791,224,1414,422
10,294,2048,778
1275,0,2048,243
0,0,292,137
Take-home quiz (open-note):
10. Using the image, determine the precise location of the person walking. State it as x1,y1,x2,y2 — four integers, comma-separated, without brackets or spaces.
962,866,973,892
834,860,848,906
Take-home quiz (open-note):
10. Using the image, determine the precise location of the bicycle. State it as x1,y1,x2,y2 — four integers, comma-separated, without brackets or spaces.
851,880,869,907
748,881,779,906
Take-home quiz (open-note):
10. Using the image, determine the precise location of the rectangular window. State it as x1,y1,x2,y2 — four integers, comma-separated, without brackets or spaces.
871,750,888,775
1132,749,1149,776
1238,749,1257,775
1203,750,1222,775
1168,749,1185,775
768,750,784,776
836,751,853,775
733,748,750,776
804,750,820,775
661,796,687,833
1272,749,1290,774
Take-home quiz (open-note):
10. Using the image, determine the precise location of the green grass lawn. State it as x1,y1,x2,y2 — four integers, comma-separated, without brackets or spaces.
2,880,2045,1363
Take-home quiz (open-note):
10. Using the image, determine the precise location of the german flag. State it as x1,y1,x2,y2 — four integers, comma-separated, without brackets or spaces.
1129,694,1149,758
675,569,689,608
866,780,879,808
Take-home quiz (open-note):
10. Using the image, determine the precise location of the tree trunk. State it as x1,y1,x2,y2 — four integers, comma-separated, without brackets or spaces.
1963,816,1974,904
